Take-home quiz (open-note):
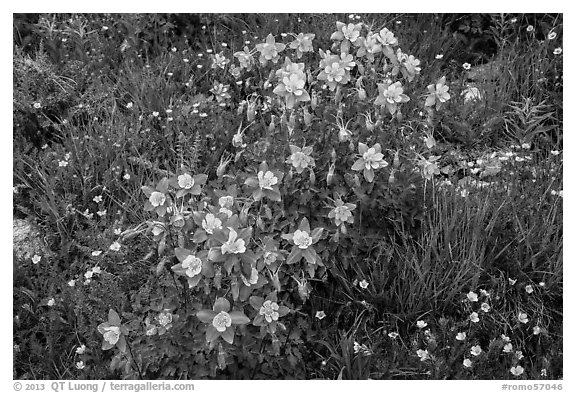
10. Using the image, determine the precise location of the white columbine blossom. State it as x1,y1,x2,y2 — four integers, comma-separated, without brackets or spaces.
202,213,222,234
182,255,202,277
102,326,121,345
259,300,280,323
221,228,246,254
293,229,313,249
178,173,194,189
212,311,232,332
258,170,278,190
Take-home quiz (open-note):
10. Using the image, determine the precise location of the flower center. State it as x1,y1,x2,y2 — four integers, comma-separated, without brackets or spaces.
212,311,232,332
182,255,202,277
293,229,313,249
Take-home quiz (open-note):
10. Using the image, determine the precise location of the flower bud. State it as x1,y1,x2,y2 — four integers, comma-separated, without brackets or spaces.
326,162,335,186
268,115,277,134
388,169,396,184
358,88,367,100
288,111,297,136
303,107,312,127
311,91,318,110
393,150,400,168
309,169,316,186
247,101,256,122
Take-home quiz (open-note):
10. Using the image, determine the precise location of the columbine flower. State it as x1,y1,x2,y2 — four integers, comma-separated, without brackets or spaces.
76,344,86,355
221,228,246,255
463,358,472,368
109,242,121,252
352,142,388,183
33,102,42,109
330,21,362,52
255,34,286,65
377,27,398,46
503,343,513,353
416,320,428,329
149,191,166,207
97,309,127,351
328,198,356,227
92,250,102,257
470,312,480,323
462,85,483,103
525,285,534,294
273,72,310,109
315,310,326,320
178,173,194,189
553,47,562,55
416,349,429,361
289,33,315,58
515,351,524,360
374,81,410,115
196,298,250,344
388,332,399,339
456,332,467,341
518,312,529,324
32,255,41,264
259,300,280,323
463,62,471,70
211,52,229,69
202,213,222,235
359,279,369,289
533,326,542,335
435,54,444,59
467,291,478,302
286,145,315,174
470,345,482,356
547,31,557,40
93,195,103,203
258,170,278,190
401,55,421,81
510,366,524,376
59,160,68,167
481,303,491,312
76,361,85,370
425,76,450,110
234,46,254,70
68,280,76,287
293,230,313,249
47,298,55,307
182,255,203,278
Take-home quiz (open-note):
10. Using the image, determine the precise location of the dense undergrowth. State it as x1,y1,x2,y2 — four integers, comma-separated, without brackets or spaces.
13,13,562,380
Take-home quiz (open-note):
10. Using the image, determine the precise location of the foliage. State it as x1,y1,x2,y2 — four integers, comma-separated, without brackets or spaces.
13,13,562,380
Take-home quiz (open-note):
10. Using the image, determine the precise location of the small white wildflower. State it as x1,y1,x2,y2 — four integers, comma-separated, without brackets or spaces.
109,242,121,252
32,255,41,264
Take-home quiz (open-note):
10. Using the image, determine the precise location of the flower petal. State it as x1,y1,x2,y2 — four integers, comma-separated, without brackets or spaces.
229,311,251,325
213,297,231,313
196,310,217,323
